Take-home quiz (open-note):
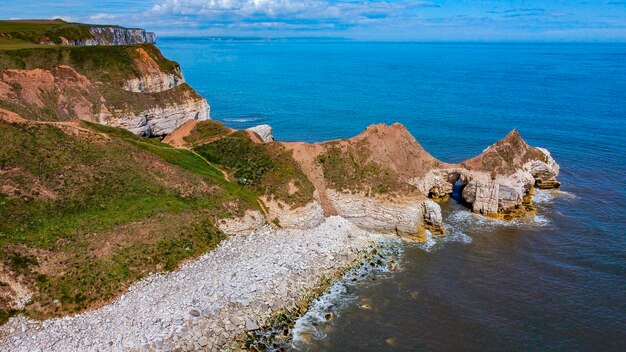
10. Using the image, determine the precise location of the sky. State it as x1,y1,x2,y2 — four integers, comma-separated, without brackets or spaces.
1,0,625,41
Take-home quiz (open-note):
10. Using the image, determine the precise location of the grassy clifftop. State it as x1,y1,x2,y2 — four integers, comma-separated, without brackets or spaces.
194,128,316,208
0,19,148,49
0,117,258,322
0,43,179,81
0,20,94,49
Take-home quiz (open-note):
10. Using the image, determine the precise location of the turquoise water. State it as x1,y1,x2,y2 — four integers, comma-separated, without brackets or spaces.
159,39,626,351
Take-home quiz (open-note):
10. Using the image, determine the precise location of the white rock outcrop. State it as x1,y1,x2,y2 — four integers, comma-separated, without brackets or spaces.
111,98,210,137
410,130,561,216
247,124,275,143
217,210,266,236
123,70,184,93
460,168,535,214
326,190,444,235
261,196,326,230
61,26,156,46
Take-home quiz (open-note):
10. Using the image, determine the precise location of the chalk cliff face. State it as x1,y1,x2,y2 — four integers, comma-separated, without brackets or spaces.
122,70,183,93
87,26,156,45
57,26,156,46
109,96,209,136
122,47,185,93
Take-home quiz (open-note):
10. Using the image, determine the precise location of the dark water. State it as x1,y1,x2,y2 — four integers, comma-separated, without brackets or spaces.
158,39,626,351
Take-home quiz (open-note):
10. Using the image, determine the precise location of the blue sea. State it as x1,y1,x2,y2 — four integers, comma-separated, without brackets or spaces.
159,39,626,351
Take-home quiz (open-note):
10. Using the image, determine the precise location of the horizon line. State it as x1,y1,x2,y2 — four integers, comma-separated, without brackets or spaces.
157,36,626,44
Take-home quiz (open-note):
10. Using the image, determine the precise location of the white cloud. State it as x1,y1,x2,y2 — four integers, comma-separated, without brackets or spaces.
149,0,439,22
89,13,119,21
150,0,322,17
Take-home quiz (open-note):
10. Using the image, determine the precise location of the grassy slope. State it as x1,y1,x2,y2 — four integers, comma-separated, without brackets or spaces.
192,125,316,208
0,19,105,49
0,43,178,80
0,120,258,322
183,120,232,147
316,143,412,196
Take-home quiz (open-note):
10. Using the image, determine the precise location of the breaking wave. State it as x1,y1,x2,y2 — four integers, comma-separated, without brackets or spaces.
291,239,403,350
533,189,578,205
447,210,551,229
414,226,473,253
219,115,267,124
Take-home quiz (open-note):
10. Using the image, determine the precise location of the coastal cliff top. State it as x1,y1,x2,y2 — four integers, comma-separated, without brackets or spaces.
462,129,548,175
0,19,155,50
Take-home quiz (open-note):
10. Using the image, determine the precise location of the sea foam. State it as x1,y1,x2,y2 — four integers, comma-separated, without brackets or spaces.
533,189,578,205
291,239,403,349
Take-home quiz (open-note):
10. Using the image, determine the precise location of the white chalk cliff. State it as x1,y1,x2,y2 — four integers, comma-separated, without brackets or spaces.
59,26,156,46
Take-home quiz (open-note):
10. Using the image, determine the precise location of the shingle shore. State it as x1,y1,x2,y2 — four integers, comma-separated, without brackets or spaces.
0,216,382,352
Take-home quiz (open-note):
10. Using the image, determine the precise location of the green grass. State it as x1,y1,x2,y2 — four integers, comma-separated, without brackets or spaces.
32,217,225,314
85,122,224,180
0,37,43,50
194,131,315,207
0,120,258,247
0,309,17,326
317,145,401,195
0,120,259,319
196,131,274,186
0,20,94,49
84,122,257,202
0,43,178,80
183,120,232,147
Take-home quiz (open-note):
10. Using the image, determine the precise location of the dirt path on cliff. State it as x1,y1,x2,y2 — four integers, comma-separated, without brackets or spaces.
188,149,231,182
163,119,197,148
282,141,337,216
0,109,111,140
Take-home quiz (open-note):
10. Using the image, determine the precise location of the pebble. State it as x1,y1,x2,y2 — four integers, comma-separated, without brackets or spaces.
0,217,380,351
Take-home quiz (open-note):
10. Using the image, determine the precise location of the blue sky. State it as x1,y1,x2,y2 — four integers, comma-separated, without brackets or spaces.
1,1,625,41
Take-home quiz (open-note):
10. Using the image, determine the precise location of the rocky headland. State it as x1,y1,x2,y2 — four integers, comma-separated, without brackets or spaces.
183,121,560,238
0,20,561,352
